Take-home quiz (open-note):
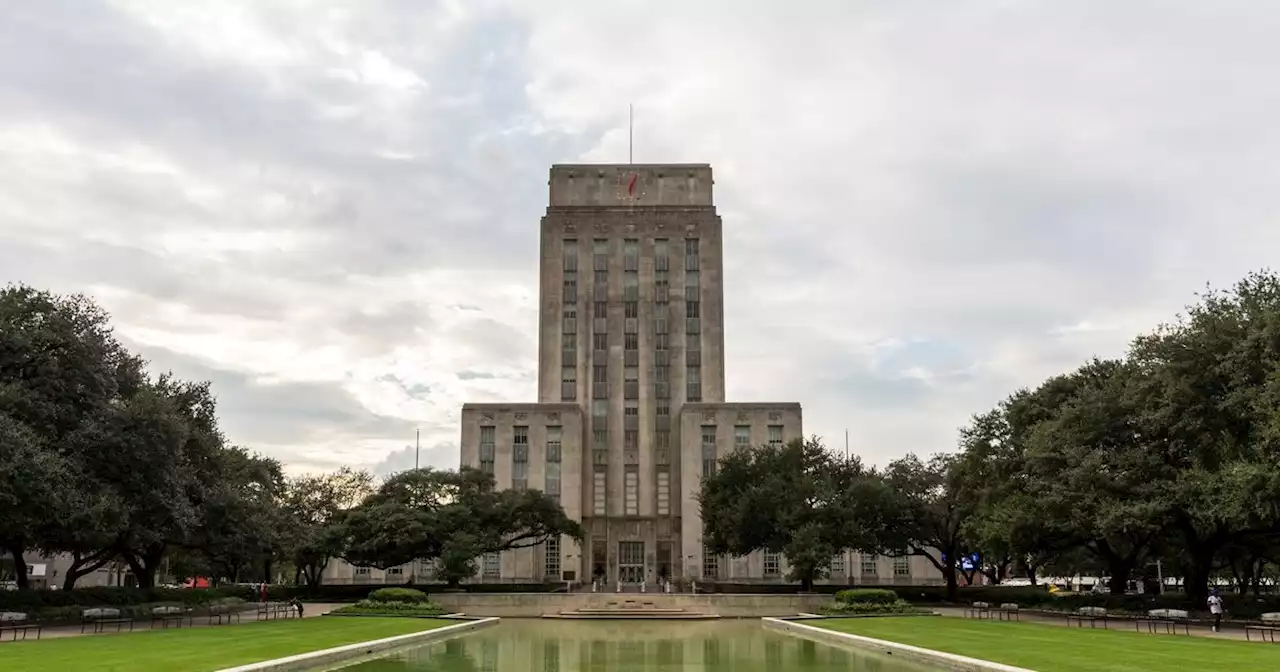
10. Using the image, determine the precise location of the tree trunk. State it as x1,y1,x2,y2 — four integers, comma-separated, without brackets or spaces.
263,558,273,584
122,545,165,589
9,547,29,591
293,567,302,586
799,575,814,592
1182,549,1215,604
1107,571,1129,595
943,564,959,601
63,550,115,590
1026,562,1039,586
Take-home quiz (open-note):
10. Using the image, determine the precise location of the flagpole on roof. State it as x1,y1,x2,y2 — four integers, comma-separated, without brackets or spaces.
629,103,634,164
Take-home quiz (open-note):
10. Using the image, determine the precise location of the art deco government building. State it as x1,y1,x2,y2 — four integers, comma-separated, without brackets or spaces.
458,164,803,585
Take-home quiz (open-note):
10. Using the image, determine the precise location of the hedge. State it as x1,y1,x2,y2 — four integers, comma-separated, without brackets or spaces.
833,588,900,605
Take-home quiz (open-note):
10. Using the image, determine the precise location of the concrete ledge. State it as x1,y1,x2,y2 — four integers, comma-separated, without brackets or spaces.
215,617,499,672
763,618,1033,672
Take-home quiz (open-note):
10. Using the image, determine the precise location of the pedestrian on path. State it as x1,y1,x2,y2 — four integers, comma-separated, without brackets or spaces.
1208,588,1224,632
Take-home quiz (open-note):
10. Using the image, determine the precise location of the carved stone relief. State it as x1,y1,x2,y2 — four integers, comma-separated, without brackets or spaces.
735,411,749,422
514,412,527,421
546,412,561,423
768,411,782,421
702,411,716,423
479,413,495,425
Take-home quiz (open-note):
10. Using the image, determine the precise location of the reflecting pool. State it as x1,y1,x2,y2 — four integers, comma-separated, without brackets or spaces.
331,619,938,671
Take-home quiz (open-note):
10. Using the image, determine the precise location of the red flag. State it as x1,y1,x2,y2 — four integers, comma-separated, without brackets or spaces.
627,173,638,196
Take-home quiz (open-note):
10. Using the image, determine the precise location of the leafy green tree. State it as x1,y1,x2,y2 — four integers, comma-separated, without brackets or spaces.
188,447,286,583
881,452,973,600
341,467,583,585
699,437,894,591
282,467,375,586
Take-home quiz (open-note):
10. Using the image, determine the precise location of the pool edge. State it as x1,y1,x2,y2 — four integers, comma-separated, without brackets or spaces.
761,617,1034,672
214,617,501,672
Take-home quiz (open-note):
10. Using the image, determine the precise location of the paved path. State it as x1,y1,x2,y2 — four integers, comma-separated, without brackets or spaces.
21,603,345,641
933,606,1263,642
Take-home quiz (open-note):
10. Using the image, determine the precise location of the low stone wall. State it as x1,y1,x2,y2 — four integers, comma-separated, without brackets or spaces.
430,592,832,617
214,617,499,672
762,618,1033,672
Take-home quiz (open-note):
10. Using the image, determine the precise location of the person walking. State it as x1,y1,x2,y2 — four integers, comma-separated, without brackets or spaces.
1207,587,1224,632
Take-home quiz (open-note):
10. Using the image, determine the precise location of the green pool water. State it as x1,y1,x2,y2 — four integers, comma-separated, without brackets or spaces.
332,619,938,671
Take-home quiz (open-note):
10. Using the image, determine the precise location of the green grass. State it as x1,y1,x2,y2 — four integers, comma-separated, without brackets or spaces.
0,617,453,672
814,617,1277,672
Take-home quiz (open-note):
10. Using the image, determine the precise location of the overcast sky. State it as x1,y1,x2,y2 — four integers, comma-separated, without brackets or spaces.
3,1,1278,476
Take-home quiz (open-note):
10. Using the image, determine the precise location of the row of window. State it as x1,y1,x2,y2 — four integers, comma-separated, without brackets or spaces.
562,238,700,270
479,426,561,502
701,425,785,476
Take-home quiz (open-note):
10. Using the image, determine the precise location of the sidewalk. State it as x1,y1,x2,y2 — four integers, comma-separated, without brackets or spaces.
934,606,1259,642
19,603,345,641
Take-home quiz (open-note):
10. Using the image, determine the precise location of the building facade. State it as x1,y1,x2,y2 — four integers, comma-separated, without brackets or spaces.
458,163,807,584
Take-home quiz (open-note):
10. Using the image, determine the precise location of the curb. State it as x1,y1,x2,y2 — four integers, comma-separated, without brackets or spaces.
214,617,499,672
762,617,1034,672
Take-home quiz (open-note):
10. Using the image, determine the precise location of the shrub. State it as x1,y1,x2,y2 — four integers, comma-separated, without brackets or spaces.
820,599,929,616
833,588,899,605
368,588,430,604
332,598,445,617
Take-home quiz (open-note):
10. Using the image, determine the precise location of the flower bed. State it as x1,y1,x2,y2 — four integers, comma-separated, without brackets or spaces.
330,588,446,618
819,588,932,617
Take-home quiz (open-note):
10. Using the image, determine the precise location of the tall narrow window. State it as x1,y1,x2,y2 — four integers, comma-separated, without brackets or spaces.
685,238,700,270
512,426,529,491
563,239,578,271
546,426,562,500
624,268,639,300
768,425,783,448
687,365,702,402
624,470,639,515
593,365,608,384
483,552,500,578
594,301,608,319
544,536,561,580
655,430,670,465
479,426,495,474
830,552,846,575
593,239,608,267
593,472,606,516
561,366,576,401
893,555,911,577
593,332,608,351
656,471,670,516
563,271,577,303
734,425,750,450
654,239,669,266
861,553,879,576
685,270,699,302
702,547,718,580
701,425,717,477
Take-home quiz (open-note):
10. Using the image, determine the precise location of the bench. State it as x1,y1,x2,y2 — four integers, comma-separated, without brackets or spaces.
0,612,41,642
255,601,296,620
996,603,1020,621
81,607,135,634
1245,612,1280,643
964,601,992,619
150,605,192,629
1065,606,1108,629
1134,608,1190,635
207,602,244,626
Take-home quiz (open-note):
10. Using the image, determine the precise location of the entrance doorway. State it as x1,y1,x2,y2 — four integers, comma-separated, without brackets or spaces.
618,541,645,583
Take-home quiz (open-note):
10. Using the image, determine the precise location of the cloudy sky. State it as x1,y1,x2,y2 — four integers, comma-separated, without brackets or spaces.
3,1,1278,476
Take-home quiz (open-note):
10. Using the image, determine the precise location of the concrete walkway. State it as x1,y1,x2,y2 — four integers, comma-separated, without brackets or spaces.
16,603,345,641
934,606,1266,642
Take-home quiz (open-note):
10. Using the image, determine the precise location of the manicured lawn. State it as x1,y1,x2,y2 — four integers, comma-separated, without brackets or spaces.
0,617,453,672
815,617,1280,672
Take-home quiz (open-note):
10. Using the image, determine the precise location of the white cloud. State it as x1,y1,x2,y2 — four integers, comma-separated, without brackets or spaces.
3,1,1280,472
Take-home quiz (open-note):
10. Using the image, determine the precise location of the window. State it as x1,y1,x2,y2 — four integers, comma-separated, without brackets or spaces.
685,238,700,270
563,239,578,270
547,426,562,462
624,401,638,415
702,547,718,580
768,425,783,448
861,553,878,576
624,470,639,515
625,332,638,350
655,431,670,465
479,426,495,474
562,366,576,401
593,472,606,515
593,428,607,449
624,430,638,450
563,303,577,319
483,552,501,578
654,333,668,350
545,461,561,495
624,270,638,298
654,313,667,334
687,332,700,352
654,366,669,383
656,471,670,516
544,536,561,580
387,566,404,576
562,367,576,384
734,425,750,450
894,555,911,577
830,553,846,575
701,425,717,477
623,238,638,258
355,566,371,576
654,238,668,262
687,366,701,384
563,271,577,302
593,301,607,319
512,426,529,491
562,333,576,352
655,270,669,298
656,403,670,416
764,552,780,577
686,301,700,318
688,366,702,402
625,301,639,319
686,270,699,290
593,332,608,351
593,365,608,384
594,238,608,255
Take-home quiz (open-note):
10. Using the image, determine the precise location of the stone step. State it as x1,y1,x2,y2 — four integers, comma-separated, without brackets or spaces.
541,612,721,620
574,608,689,614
